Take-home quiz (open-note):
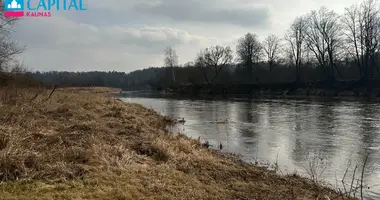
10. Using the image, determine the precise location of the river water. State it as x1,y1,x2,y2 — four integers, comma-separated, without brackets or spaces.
118,91,380,199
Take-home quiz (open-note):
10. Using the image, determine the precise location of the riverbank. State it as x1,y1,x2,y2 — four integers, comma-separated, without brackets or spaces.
0,87,357,200
158,80,380,98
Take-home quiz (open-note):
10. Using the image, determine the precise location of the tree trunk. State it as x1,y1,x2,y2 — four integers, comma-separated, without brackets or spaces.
295,59,301,84
171,67,176,83
296,68,300,84
200,67,210,84
269,62,273,72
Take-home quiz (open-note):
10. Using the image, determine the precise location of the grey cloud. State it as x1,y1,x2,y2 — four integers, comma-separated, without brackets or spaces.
11,15,217,72
10,0,359,73
133,0,269,27
13,17,210,52
109,27,217,50
10,0,274,72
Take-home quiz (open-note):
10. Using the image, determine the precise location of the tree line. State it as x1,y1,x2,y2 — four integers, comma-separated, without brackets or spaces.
3,0,380,90
159,0,380,88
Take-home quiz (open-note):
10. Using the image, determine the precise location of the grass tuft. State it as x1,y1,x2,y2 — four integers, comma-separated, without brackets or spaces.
133,141,170,162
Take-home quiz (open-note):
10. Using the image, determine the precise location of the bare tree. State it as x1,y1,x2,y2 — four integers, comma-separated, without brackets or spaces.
304,6,343,83
342,4,363,78
236,33,262,81
164,46,178,83
262,35,281,72
361,0,380,81
0,0,25,72
195,45,233,84
285,16,307,83
342,0,380,81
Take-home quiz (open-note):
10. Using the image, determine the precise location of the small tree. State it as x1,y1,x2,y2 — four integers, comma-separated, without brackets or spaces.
262,35,281,72
164,46,178,83
195,45,233,84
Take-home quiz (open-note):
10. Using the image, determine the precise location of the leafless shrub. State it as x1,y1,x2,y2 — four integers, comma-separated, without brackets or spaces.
334,154,371,200
302,152,328,184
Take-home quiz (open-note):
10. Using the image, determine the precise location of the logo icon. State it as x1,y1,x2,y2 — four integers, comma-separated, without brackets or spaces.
4,0,24,17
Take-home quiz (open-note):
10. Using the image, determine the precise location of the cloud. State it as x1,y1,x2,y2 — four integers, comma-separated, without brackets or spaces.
10,0,363,72
12,14,218,72
133,0,269,27
104,26,217,51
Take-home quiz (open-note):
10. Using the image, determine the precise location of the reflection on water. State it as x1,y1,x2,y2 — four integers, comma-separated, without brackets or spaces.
119,92,380,199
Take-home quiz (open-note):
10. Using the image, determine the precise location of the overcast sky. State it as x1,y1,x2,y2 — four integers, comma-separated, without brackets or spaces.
12,0,360,73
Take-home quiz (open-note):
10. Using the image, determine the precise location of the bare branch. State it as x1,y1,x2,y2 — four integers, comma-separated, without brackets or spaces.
303,6,343,82
0,0,25,73
285,16,307,83
342,0,380,81
236,33,262,65
195,45,233,84
360,154,369,200
262,35,281,72
164,46,178,83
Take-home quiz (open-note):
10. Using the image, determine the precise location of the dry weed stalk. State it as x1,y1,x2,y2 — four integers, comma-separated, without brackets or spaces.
334,154,371,200
303,152,328,184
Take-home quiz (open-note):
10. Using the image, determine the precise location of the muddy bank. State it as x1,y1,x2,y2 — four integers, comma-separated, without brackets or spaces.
0,87,357,200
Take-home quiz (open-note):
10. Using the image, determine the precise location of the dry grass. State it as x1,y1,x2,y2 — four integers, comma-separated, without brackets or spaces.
0,86,357,200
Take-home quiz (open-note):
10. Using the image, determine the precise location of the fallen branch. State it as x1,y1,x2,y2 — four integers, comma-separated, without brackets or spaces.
45,85,57,101
30,93,38,102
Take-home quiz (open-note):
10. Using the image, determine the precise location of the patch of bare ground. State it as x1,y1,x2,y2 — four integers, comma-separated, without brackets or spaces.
0,87,357,200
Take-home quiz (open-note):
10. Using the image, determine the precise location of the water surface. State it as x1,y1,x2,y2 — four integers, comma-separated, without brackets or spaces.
119,92,380,199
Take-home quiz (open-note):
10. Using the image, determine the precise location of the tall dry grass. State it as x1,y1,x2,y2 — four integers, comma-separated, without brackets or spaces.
0,86,358,200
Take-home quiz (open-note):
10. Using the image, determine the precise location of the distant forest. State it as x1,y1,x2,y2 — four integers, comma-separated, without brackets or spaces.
29,0,380,90
28,60,369,91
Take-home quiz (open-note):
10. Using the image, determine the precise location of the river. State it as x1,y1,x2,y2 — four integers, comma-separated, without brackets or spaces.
118,91,380,199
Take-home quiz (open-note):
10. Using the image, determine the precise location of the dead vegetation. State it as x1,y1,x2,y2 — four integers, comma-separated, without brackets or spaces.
0,86,358,200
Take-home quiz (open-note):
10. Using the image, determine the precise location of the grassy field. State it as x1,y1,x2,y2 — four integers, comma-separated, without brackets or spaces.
0,86,357,200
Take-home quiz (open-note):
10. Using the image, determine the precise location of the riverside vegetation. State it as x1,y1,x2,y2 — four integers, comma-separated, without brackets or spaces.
0,86,359,200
